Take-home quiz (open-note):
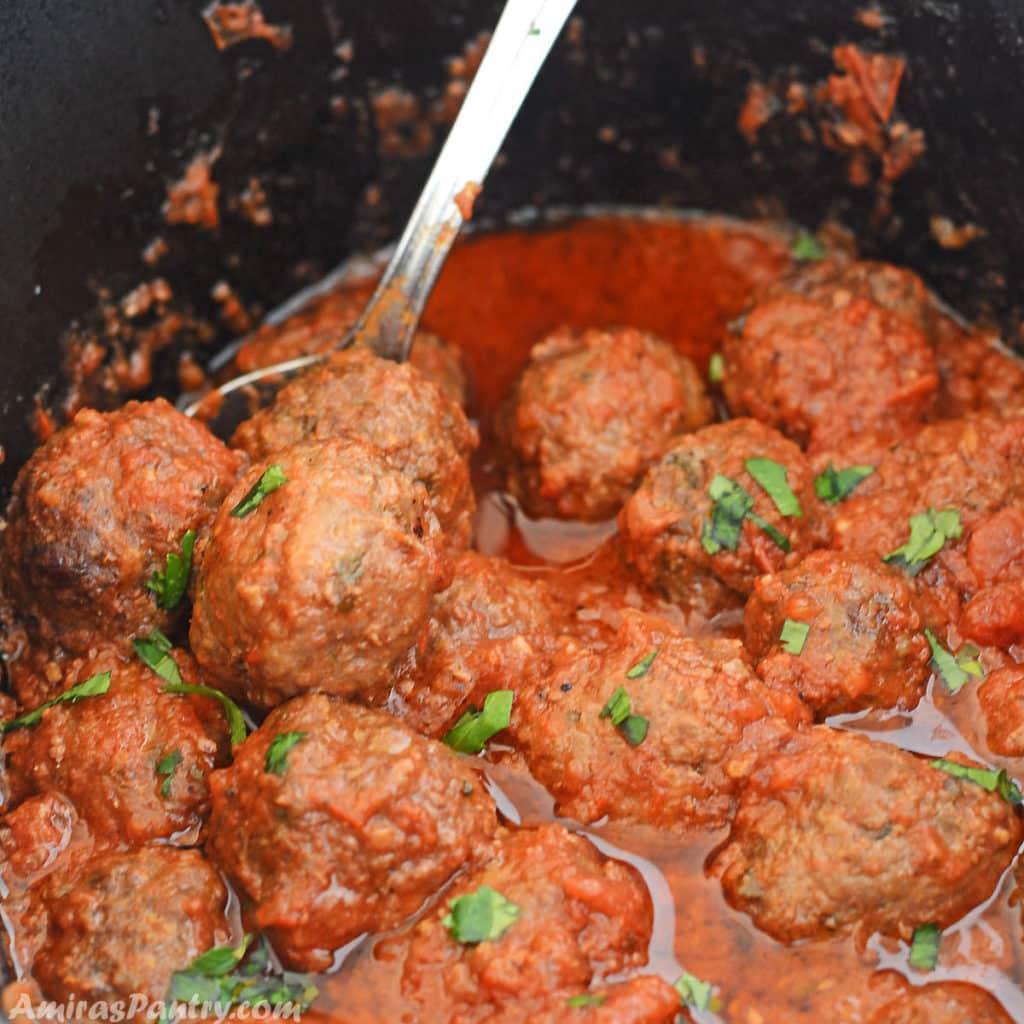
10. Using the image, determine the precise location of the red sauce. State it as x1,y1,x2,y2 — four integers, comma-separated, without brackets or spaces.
286,214,1024,1021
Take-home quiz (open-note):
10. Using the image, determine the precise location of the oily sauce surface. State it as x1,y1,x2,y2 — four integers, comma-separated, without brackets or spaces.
299,214,1024,1022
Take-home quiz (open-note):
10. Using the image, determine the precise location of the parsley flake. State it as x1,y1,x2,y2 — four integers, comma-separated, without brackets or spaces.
924,629,984,693
156,749,183,798
814,463,875,505
442,886,520,944
708,353,725,383
884,508,962,574
780,619,810,655
133,628,183,685
701,474,790,555
626,648,659,679
146,529,196,610
442,690,514,754
566,993,606,1008
0,671,112,734
231,464,287,518
265,732,307,776
931,758,1023,805
791,232,826,262
674,972,721,1012
599,686,648,746
745,457,803,518
908,923,941,971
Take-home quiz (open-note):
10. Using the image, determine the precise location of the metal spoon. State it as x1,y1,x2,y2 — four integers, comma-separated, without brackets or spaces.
184,0,578,427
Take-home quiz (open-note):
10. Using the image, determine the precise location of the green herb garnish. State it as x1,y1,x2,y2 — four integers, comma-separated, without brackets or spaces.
701,474,791,555
0,671,111,734
814,463,875,505
599,686,648,747
156,749,183,798
164,682,248,746
780,619,810,655
566,993,606,1008
884,508,962,574
146,529,196,610
265,732,307,776
924,629,984,693
231,464,287,518
745,457,803,518
626,648,660,679
442,886,520,944
674,972,721,1012
791,232,826,261
908,923,941,971
442,690,514,754
133,628,183,685
708,353,725,383
931,758,1023,805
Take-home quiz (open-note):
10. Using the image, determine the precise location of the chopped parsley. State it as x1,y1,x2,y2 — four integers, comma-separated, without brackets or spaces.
708,353,725,383
442,690,514,754
165,934,317,1017
701,474,790,556
744,457,803,518
626,648,660,679
931,758,1023,805
791,232,826,262
146,529,196,610
674,972,721,1012
133,628,183,685
883,508,963,574
265,732,307,776
442,886,520,944
231,464,287,518
156,749,183,798
0,671,111,734
599,686,648,747
566,994,606,1008
814,463,875,505
924,629,984,693
908,923,941,971
780,619,810,655
164,681,248,746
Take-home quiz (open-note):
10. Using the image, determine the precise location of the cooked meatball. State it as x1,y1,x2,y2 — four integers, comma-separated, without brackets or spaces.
33,846,228,1003
977,667,1024,757
190,437,450,708
2,399,242,654
393,551,561,737
619,418,820,601
513,611,810,830
408,332,471,410
206,695,498,971
713,727,1022,943
522,977,685,1024
744,551,931,718
498,327,713,521
231,347,477,546
4,646,227,844
867,980,1013,1024
722,292,937,452
957,503,1024,647
376,824,655,1022
934,322,1024,420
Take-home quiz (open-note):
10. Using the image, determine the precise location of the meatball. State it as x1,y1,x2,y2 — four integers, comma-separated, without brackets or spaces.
190,437,450,708
408,332,471,410
2,399,242,654
231,347,477,546
205,695,498,971
977,666,1024,756
33,846,229,1003
513,611,810,830
722,292,937,452
744,551,931,718
713,727,1022,943
934,323,1024,420
867,980,1013,1024
522,977,685,1024
957,504,1024,647
498,327,713,521
393,551,562,737
375,824,656,1022
619,418,821,601
4,646,227,844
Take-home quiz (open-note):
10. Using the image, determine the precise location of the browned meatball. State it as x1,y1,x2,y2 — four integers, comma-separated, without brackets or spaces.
393,551,561,737
33,846,229,1002
4,646,227,845
977,666,1024,756
713,727,1022,943
373,824,656,1022
2,399,242,654
619,419,821,601
722,292,937,452
867,980,1013,1024
934,322,1024,420
190,437,450,708
408,332,471,410
514,611,810,830
498,327,713,521
206,695,498,971
744,551,931,718
231,348,477,546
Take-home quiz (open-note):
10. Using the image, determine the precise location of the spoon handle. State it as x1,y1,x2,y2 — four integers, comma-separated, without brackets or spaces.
352,0,578,361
